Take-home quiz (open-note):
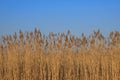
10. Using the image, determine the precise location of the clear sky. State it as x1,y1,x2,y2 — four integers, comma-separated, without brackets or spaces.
0,0,120,36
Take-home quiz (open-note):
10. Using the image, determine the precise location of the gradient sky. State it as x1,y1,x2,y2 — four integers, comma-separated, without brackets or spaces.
0,0,120,37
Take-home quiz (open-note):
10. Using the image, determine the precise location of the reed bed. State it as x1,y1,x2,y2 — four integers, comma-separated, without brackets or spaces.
0,28,120,80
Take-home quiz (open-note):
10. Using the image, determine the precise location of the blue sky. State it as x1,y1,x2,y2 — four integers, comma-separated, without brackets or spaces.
0,0,120,36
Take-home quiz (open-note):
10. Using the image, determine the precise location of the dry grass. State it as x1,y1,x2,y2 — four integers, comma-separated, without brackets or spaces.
0,28,120,80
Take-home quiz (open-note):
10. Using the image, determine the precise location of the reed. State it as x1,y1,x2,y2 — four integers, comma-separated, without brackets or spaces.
0,29,120,80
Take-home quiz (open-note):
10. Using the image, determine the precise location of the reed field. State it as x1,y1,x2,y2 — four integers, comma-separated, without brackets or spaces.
0,28,120,80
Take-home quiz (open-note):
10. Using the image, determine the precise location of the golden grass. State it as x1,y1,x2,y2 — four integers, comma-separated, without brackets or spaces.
0,28,120,80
